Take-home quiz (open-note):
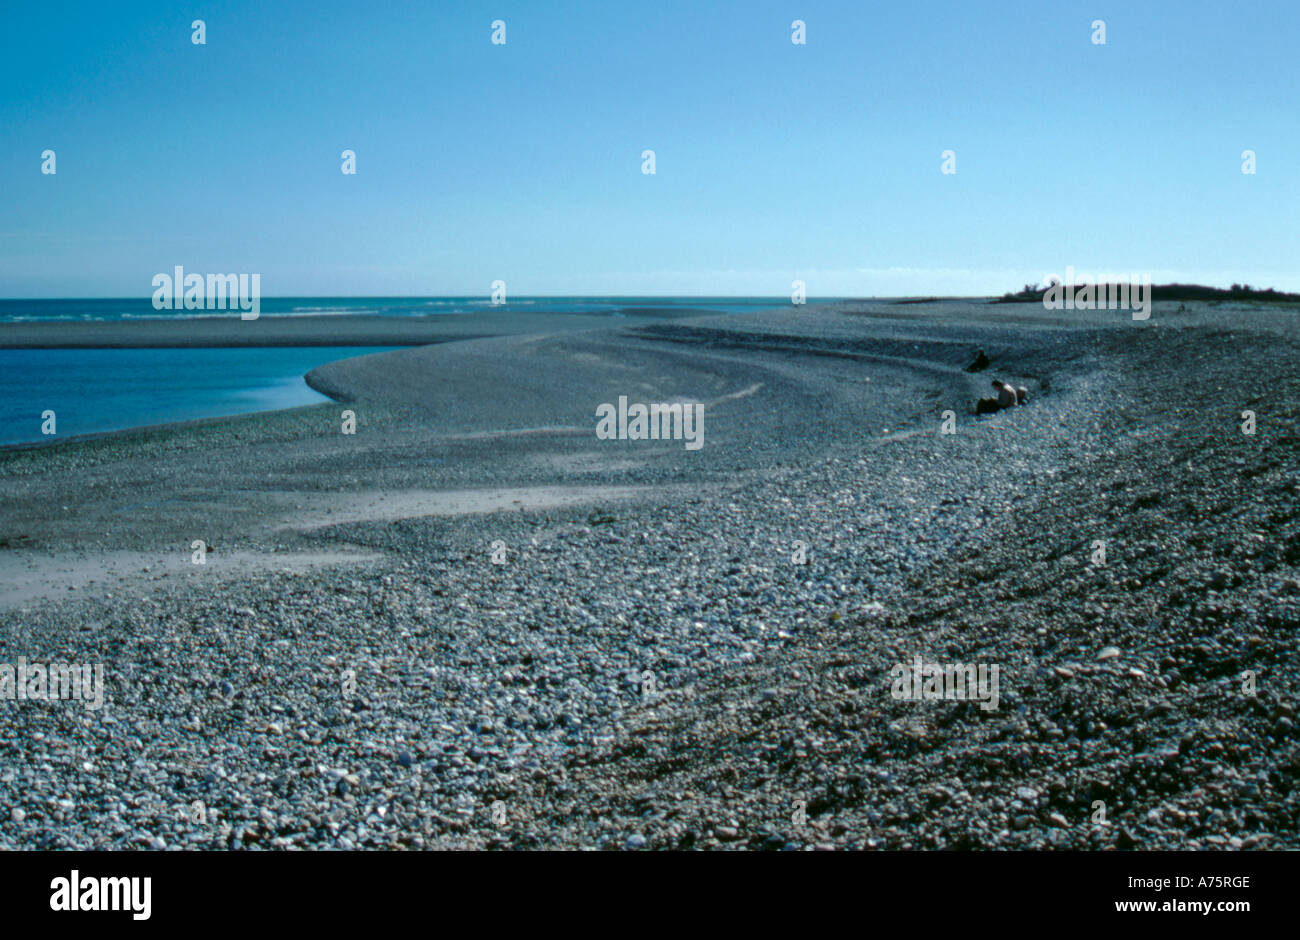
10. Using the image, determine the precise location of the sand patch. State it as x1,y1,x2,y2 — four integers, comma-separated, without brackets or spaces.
707,382,764,405
0,548,382,610
536,453,648,474
438,426,588,442
274,484,686,532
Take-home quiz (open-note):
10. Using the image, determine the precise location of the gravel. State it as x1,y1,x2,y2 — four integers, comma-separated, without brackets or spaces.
0,301,1296,850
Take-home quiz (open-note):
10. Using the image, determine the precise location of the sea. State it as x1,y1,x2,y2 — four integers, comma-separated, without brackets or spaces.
0,297,787,445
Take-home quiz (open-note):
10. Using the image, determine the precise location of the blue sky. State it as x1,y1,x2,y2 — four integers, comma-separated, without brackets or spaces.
2,0,1297,297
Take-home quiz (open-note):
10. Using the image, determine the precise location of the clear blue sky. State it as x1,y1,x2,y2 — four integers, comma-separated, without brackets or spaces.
2,0,1297,297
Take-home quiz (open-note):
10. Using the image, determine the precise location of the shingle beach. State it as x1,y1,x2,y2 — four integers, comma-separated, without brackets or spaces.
1,301,1297,849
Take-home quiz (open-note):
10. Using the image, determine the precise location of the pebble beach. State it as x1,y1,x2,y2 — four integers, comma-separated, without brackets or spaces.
0,300,1297,850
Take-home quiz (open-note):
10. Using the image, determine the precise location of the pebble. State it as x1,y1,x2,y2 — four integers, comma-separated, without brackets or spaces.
1,305,1292,855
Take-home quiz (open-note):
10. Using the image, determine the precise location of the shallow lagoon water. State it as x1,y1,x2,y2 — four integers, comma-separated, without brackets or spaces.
0,347,398,445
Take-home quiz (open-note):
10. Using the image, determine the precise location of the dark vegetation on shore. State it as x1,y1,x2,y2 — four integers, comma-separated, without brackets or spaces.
992,283,1300,305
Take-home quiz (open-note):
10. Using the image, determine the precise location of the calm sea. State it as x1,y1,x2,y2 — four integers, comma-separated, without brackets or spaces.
0,297,788,445
0,296,786,322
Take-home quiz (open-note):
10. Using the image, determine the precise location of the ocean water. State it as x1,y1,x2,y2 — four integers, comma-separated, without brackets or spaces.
0,296,790,322
0,347,397,446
